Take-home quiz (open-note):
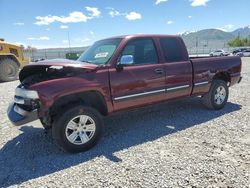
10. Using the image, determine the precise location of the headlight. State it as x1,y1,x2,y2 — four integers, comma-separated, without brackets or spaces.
15,88,39,99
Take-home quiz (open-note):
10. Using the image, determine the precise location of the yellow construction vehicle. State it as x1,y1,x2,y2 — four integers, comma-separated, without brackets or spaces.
0,39,30,82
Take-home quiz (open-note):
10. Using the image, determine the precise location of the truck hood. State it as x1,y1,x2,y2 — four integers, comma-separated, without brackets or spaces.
19,59,98,83
29,59,98,69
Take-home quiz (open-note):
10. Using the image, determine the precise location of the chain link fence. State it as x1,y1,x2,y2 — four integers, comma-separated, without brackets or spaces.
23,46,249,61
23,47,87,61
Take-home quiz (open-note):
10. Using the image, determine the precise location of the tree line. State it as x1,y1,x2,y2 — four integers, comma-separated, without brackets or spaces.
228,37,250,47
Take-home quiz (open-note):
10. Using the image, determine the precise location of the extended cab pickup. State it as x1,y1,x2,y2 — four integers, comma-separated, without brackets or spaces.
7,35,242,152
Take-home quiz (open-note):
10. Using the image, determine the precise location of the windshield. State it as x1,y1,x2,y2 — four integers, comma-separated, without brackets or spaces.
78,38,122,65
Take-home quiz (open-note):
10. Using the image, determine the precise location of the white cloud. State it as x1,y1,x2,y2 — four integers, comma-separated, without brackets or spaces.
35,12,88,25
13,22,24,26
188,15,192,19
90,31,94,36
27,37,36,40
40,36,50,40
190,0,210,7
62,40,69,44
125,12,142,21
109,10,121,17
85,6,101,18
60,25,69,29
107,8,142,21
155,0,168,5
34,7,100,25
27,36,50,41
167,20,174,24
46,28,50,31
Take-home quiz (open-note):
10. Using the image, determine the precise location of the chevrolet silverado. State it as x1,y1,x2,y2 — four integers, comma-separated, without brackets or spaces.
7,35,242,152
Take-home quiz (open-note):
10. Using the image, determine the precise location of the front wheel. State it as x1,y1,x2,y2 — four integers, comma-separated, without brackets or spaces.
202,80,229,110
52,105,103,153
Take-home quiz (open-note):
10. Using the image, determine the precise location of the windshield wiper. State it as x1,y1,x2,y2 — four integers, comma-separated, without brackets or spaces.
80,59,94,64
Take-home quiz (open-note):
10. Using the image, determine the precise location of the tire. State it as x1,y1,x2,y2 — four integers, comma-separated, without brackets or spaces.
40,118,52,130
52,105,103,153
202,80,229,110
0,58,19,82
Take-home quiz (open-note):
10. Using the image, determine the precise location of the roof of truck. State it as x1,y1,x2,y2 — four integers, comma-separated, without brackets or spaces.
104,34,180,40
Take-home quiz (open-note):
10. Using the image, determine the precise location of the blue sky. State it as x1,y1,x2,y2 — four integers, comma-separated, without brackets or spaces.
0,0,249,48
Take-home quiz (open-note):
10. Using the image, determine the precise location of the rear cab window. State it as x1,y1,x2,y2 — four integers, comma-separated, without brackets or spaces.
160,37,186,62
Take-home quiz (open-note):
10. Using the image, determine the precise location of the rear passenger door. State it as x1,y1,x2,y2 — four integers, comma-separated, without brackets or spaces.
109,38,166,111
159,37,193,99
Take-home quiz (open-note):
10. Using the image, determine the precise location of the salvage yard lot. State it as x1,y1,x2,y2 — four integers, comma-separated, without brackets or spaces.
0,58,250,187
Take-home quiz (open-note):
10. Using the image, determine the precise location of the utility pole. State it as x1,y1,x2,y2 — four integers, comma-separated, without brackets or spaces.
195,37,198,55
68,31,71,53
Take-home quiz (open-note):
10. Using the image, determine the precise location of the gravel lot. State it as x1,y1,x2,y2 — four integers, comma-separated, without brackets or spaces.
0,58,250,187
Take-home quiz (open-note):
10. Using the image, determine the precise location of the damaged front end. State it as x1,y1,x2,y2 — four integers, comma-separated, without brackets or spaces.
7,86,40,126
7,59,98,126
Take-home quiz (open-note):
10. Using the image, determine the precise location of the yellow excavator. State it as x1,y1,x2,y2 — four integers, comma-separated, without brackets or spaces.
0,39,30,82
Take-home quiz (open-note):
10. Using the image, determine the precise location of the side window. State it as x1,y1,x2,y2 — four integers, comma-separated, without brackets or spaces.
122,38,158,65
160,38,185,62
9,48,19,57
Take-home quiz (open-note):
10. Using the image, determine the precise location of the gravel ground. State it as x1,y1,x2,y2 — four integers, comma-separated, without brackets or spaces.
0,58,250,188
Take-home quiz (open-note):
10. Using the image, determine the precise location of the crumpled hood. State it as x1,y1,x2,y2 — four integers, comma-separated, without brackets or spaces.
29,59,98,69
19,59,98,83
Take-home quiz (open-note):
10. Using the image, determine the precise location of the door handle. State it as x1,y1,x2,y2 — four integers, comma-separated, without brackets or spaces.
154,68,164,74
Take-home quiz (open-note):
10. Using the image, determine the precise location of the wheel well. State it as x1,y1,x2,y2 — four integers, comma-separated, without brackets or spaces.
213,72,231,84
0,55,20,67
49,91,108,119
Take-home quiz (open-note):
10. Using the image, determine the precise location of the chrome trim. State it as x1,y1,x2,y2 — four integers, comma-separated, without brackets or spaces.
114,89,165,101
194,81,209,86
114,84,191,101
167,85,190,91
15,88,39,99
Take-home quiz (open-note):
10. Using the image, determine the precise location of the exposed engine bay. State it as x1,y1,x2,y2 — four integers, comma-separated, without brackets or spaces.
19,65,90,87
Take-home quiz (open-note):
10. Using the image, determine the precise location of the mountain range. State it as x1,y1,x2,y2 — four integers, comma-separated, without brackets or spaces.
181,26,250,49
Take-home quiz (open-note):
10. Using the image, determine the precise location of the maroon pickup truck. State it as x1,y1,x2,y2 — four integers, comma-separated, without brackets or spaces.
7,34,242,153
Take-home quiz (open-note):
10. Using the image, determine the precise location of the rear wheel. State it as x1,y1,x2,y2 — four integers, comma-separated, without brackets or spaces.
202,80,229,110
52,105,103,153
0,58,19,82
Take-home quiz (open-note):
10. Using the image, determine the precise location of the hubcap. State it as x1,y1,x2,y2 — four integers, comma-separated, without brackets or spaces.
214,86,226,105
65,115,96,145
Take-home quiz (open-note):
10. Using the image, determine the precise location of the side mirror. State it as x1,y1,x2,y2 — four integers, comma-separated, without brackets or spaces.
120,55,134,66
116,55,134,71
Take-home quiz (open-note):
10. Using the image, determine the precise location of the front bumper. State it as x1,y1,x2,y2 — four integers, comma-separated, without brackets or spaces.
7,102,38,126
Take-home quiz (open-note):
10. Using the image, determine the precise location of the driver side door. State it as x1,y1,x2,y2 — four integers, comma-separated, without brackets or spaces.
109,38,166,111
